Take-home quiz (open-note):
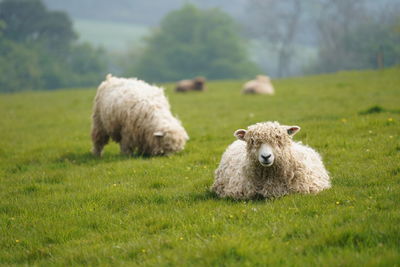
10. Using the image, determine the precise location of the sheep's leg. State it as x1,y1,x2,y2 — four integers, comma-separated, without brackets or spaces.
91,117,109,156
119,136,133,156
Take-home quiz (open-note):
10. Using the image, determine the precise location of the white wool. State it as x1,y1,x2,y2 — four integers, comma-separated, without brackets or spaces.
91,75,189,156
242,75,275,95
212,121,331,200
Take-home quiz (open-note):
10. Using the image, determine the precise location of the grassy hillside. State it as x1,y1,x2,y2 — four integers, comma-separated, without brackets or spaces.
0,69,399,265
74,19,148,52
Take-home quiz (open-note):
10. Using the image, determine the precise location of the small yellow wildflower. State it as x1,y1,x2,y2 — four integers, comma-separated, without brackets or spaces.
229,214,234,218
389,136,393,139
15,240,20,243
336,201,340,205
341,118,347,123
141,249,146,253
388,118,393,122
113,184,117,187
179,237,184,240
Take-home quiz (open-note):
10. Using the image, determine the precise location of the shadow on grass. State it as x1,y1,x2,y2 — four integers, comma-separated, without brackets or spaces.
127,191,220,205
183,190,269,204
55,152,151,165
186,190,221,202
359,105,400,115
88,190,273,213
55,148,191,166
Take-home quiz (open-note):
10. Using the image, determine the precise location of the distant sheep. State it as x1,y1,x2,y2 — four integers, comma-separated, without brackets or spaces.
212,121,330,200
175,77,206,92
91,74,189,156
242,75,274,95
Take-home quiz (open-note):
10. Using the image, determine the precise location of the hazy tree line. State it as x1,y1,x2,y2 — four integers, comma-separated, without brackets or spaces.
123,5,260,82
0,0,107,92
43,0,247,26
309,0,400,74
122,0,400,81
245,0,400,77
45,0,400,79
0,0,259,91
1,0,400,92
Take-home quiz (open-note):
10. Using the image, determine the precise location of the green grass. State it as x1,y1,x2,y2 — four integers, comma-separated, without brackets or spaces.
0,68,399,266
74,19,149,51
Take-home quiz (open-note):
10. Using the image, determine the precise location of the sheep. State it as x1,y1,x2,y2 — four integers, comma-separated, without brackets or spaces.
91,74,189,157
242,75,275,95
175,77,206,92
212,121,331,200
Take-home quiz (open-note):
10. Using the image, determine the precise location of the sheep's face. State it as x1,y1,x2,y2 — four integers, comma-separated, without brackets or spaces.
234,121,300,167
153,128,189,155
193,77,206,90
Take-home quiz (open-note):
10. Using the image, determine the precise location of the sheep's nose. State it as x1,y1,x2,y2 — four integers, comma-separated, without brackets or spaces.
261,154,272,160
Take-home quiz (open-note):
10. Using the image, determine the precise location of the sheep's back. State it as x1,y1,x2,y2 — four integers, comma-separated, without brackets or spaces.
290,141,330,189
94,77,170,130
243,80,274,94
216,140,247,178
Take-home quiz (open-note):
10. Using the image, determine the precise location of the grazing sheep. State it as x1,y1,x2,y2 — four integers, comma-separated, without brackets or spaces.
91,74,189,156
175,77,206,92
212,121,330,200
242,75,275,95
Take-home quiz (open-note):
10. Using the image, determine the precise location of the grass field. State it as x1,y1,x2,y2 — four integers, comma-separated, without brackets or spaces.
0,69,399,266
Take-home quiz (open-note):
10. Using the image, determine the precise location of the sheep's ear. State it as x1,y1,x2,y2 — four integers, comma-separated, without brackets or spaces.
154,131,164,137
286,126,301,137
234,129,247,140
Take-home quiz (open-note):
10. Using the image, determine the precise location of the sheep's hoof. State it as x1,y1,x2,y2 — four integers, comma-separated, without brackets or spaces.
92,149,102,157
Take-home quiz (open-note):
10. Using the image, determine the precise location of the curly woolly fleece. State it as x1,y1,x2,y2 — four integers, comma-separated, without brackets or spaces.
212,121,331,199
91,75,189,156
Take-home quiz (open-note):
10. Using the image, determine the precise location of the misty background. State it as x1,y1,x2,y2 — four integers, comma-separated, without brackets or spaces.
1,0,400,92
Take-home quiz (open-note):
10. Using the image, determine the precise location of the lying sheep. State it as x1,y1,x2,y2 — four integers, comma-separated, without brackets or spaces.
175,77,206,92
212,121,331,200
242,75,275,95
91,74,189,156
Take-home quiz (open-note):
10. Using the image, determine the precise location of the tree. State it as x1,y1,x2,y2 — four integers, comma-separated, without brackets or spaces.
245,0,303,77
312,0,367,72
0,0,77,52
0,19,5,39
0,39,43,92
309,0,400,73
0,0,107,92
66,43,108,87
130,5,260,82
